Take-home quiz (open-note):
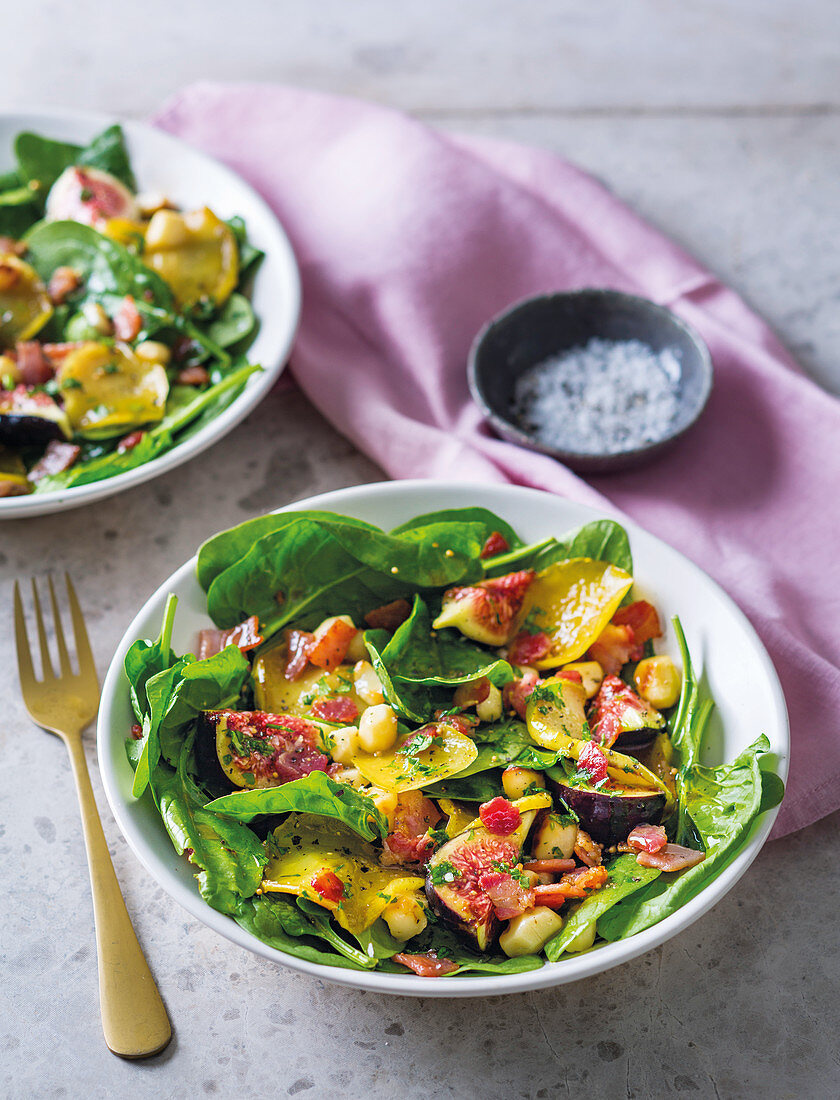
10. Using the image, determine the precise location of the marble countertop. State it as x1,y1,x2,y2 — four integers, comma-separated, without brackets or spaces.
2,3,839,1097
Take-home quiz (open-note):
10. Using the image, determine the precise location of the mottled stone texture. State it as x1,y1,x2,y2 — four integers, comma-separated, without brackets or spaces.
2,2,839,1096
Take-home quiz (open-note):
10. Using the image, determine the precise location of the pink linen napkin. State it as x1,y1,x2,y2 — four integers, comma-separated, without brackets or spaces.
155,82,840,838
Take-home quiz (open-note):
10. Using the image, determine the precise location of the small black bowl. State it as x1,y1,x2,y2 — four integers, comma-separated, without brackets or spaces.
467,288,713,473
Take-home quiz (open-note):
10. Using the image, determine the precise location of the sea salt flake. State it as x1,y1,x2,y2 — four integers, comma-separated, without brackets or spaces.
511,338,682,455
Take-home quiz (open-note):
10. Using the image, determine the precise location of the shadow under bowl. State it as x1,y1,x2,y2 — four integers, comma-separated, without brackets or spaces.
468,289,713,473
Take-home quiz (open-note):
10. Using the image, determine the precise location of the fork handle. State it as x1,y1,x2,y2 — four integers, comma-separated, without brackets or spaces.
66,736,172,1059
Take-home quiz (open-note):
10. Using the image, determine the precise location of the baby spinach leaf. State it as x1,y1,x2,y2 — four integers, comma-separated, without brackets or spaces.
205,518,487,636
295,898,382,968
124,593,177,724
482,519,632,578
225,215,264,277
363,627,429,725
544,855,660,961
551,519,633,574
349,918,404,960
155,645,250,766
205,771,388,841
424,770,503,802
14,123,136,199
390,507,522,551
598,735,782,942
382,596,513,688
153,741,266,915
24,218,174,316
196,511,379,593
204,291,257,349
234,896,369,971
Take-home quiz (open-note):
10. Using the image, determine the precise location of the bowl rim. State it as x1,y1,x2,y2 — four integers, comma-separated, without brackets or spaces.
0,106,301,519
97,478,788,998
467,287,714,463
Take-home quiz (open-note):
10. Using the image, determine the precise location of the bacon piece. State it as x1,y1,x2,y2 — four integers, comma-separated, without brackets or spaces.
573,828,603,867
177,365,209,386
577,741,609,784
588,623,636,677
27,440,80,483
534,865,609,906
480,531,510,558
477,870,534,920
508,630,551,666
558,668,583,684
130,723,144,740
310,696,359,724
308,618,357,672
0,236,26,256
285,629,314,680
113,294,142,341
479,796,521,837
382,791,442,866
197,614,262,660
15,341,54,386
311,870,345,904
626,824,668,855
43,341,85,364
392,952,459,977
612,600,662,660
117,430,146,454
364,598,412,631
522,858,577,874
636,843,706,872
47,266,80,305
503,669,539,718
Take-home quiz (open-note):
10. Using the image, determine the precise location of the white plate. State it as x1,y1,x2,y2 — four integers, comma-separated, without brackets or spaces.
97,480,789,997
0,109,300,519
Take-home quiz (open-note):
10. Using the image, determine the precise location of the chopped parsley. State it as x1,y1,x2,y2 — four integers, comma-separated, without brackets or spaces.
429,860,461,885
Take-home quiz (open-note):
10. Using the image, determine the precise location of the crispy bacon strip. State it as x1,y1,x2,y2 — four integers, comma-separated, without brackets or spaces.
197,615,262,659
27,440,80,483
636,843,706,872
533,865,609,906
626,824,668,855
364,598,411,631
392,953,459,977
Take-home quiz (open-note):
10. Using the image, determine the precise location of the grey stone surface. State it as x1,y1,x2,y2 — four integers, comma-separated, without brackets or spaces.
2,3,838,1097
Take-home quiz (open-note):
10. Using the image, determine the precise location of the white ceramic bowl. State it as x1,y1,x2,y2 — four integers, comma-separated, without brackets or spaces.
0,110,300,519
97,480,789,997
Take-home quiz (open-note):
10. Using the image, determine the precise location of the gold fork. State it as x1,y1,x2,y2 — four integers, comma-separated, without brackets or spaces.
14,575,172,1060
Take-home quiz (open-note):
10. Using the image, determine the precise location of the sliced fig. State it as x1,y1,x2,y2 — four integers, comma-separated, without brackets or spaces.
589,674,665,753
547,774,666,846
0,386,70,446
201,709,330,789
432,569,535,646
424,806,536,951
45,166,139,228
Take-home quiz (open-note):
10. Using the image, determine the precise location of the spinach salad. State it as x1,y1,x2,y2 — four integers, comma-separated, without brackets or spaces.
125,507,784,977
0,124,263,497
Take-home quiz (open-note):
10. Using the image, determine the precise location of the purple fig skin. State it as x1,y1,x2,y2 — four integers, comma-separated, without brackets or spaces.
548,777,666,846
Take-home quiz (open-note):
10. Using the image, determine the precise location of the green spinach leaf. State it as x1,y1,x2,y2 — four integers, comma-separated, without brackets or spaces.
234,895,369,971
205,771,388,841
205,518,488,636
15,123,136,199
598,735,783,941
154,740,266,914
